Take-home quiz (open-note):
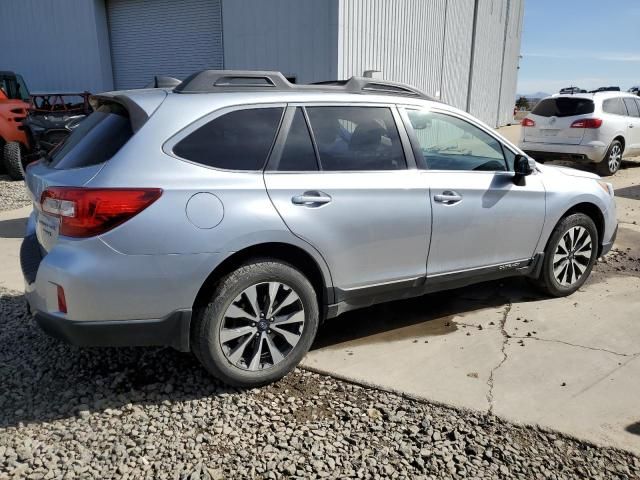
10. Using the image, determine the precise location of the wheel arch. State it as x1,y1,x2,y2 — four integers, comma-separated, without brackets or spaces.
192,241,334,320
612,135,626,154
550,202,605,256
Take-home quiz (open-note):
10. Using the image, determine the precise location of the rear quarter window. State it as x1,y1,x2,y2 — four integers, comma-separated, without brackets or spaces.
173,107,284,170
602,98,628,116
531,98,595,117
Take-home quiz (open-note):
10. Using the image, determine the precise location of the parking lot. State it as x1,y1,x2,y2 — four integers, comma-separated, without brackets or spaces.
1,125,640,478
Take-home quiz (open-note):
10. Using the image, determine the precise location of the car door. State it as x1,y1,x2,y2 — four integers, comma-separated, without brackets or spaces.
264,105,430,297
623,98,640,155
401,107,546,276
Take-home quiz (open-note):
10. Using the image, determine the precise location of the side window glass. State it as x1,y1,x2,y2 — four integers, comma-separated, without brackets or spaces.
623,98,640,118
603,98,627,116
502,147,517,171
277,108,318,171
173,107,283,170
406,110,507,171
306,106,406,171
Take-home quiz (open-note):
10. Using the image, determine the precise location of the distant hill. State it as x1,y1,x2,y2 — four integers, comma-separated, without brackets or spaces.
517,92,551,99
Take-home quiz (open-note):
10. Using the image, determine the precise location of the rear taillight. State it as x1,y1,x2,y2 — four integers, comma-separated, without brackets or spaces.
571,118,603,129
40,187,162,238
56,284,67,313
521,118,536,127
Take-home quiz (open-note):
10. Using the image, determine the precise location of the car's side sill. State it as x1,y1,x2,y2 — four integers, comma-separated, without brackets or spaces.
326,254,544,319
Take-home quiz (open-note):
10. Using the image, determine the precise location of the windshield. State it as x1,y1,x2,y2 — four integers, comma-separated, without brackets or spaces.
531,98,595,118
49,103,133,169
0,74,30,101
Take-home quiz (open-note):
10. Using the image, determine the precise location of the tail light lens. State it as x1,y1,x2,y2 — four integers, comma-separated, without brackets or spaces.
521,118,536,127
571,118,603,129
56,284,67,313
40,187,162,238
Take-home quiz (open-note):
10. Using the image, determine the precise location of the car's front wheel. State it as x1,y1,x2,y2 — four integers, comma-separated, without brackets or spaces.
534,213,598,297
597,140,623,176
192,259,319,387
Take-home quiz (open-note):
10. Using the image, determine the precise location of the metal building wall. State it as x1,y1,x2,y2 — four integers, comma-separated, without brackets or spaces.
336,0,448,100
440,0,475,110
497,0,525,126
107,0,224,90
467,0,508,126
222,0,340,84
336,0,523,127
0,0,113,93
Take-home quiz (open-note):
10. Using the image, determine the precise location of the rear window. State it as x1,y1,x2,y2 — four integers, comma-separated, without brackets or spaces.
173,107,284,170
50,103,133,169
531,98,595,118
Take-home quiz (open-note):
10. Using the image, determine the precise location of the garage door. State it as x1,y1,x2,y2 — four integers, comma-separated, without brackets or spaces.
107,0,223,89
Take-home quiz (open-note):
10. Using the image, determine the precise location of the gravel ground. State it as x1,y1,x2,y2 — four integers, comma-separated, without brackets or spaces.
0,175,30,212
1,288,639,480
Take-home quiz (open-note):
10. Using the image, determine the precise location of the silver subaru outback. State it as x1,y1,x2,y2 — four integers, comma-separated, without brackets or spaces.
21,71,617,387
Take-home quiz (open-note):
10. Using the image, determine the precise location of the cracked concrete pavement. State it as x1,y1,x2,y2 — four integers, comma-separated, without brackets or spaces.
304,126,640,455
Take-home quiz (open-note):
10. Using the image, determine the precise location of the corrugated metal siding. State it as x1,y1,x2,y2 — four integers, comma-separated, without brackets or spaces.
221,0,339,84
440,0,475,110
467,0,508,126
0,0,113,93
337,0,447,99
107,0,223,89
497,0,525,126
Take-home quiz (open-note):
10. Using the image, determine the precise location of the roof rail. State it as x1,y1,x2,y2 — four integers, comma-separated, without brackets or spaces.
173,69,434,100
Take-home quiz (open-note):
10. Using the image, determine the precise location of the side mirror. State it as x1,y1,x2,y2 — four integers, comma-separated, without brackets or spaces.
513,154,535,185
514,154,534,176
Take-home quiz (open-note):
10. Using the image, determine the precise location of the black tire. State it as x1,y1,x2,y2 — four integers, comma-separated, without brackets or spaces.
596,139,623,176
192,259,319,387
534,213,598,297
3,141,25,180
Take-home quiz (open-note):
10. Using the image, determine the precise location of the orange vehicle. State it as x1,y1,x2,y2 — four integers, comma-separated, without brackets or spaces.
0,71,31,176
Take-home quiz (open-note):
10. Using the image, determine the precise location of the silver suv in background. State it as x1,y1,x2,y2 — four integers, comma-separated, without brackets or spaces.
21,71,617,387
519,92,640,175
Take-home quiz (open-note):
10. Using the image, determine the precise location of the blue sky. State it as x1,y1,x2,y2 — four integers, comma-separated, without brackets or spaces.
517,0,640,95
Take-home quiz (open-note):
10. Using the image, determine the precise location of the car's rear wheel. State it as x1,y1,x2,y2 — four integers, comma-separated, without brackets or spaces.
3,141,25,180
534,213,598,297
192,259,319,387
597,140,623,176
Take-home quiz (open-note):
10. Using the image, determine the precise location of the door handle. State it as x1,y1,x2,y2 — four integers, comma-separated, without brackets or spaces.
292,191,332,206
434,191,463,204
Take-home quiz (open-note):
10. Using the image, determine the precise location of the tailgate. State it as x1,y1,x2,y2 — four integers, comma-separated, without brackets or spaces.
523,113,585,145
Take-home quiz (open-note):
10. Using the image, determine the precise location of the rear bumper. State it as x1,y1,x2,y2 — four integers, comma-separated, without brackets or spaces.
520,141,607,162
34,309,192,351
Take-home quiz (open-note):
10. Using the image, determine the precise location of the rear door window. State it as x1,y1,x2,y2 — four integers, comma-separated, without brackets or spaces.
531,98,595,117
50,103,133,169
623,98,640,117
174,107,284,170
305,106,406,171
603,98,628,116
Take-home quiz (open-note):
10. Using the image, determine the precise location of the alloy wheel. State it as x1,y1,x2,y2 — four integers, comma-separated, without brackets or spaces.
552,226,593,286
608,144,622,173
219,282,305,371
